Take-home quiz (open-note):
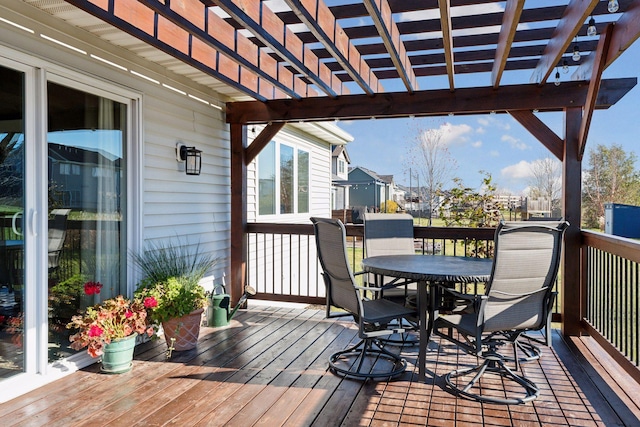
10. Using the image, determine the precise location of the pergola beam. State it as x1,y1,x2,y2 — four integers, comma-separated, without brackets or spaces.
245,123,286,164
509,110,564,161
578,24,614,161
226,78,637,124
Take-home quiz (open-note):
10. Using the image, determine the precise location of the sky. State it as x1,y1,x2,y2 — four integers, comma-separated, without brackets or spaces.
335,35,640,197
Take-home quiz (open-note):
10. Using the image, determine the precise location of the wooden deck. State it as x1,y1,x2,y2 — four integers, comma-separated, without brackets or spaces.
1,304,639,427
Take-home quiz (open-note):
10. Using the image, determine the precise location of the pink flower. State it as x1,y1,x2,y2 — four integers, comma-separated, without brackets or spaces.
125,310,133,318
143,296,158,309
88,325,104,337
84,281,103,295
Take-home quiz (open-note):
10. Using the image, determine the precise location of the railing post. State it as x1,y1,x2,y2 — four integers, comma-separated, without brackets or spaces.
230,123,247,305
562,107,583,336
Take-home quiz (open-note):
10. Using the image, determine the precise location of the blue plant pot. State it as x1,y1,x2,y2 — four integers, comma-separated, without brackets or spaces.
101,334,137,374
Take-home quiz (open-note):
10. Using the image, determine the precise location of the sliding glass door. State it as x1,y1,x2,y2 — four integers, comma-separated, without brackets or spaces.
0,55,133,386
46,82,128,362
0,65,25,379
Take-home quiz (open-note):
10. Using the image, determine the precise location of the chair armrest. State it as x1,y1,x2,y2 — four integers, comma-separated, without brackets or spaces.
433,283,486,303
354,284,387,293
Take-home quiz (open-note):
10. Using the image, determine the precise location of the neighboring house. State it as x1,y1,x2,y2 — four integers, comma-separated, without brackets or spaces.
348,166,398,213
246,122,353,301
331,144,351,210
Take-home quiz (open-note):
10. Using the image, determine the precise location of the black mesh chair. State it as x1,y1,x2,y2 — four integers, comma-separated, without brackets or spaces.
433,220,568,404
311,217,416,380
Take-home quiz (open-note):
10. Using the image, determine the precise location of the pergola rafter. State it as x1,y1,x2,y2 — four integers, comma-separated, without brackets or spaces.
210,0,346,98
137,0,307,100
363,0,417,93
284,0,380,95
530,0,600,85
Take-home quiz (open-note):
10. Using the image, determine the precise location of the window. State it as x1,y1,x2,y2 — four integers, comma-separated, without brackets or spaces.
338,159,345,174
258,140,309,216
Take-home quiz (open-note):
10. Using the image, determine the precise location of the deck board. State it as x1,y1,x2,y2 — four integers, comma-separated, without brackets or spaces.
1,304,639,427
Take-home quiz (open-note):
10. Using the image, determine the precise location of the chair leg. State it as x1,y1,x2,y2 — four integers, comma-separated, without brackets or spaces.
445,352,539,404
329,338,407,380
377,318,419,347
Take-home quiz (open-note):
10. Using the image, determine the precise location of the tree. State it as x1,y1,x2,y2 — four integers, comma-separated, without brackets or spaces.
380,200,398,213
438,172,501,257
528,155,562,215
583,144,640,229
404,121,457,225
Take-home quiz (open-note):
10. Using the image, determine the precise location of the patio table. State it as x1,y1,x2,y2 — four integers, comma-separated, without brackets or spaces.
361,255,492,382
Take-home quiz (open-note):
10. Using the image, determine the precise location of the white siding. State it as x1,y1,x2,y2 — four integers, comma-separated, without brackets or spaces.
142,90,231,286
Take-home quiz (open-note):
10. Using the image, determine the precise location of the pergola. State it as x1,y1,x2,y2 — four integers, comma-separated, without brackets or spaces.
66,0,640,336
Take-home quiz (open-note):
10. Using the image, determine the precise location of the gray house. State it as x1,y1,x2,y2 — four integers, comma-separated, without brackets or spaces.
348,166,395,215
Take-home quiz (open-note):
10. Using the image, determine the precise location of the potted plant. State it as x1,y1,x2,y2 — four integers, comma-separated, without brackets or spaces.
131,240,217,354
135,277,208,353
66,292,155,373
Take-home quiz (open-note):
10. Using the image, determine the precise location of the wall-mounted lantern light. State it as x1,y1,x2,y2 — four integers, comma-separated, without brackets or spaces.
176,142,202,176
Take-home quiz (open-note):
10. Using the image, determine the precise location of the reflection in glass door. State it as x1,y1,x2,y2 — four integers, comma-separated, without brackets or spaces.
47,82,127,362
0,66,25,378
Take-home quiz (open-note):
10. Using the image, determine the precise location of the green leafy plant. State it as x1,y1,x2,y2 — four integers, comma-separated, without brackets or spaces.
135,277,207,324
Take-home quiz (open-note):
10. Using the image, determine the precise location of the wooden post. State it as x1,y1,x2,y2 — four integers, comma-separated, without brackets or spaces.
230,123,247,305
562,107,583,336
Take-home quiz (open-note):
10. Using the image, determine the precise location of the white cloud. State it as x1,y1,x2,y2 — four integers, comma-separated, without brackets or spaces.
476,127,486,134
490,150,500,157
501,134,529,150
476,116,510,130
501,160,533,179
471,140,482,148
439,122,473,145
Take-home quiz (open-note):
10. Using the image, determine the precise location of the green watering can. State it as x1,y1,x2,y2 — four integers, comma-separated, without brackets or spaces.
208,284,256,327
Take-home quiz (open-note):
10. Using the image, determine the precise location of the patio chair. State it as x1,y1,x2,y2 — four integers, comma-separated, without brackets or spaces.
363,212,419,345
433,220,568,404
363,213,418,303
311,217,416,380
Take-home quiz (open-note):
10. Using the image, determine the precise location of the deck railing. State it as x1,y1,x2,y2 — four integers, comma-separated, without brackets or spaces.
581,230,640,382
246,222,496,305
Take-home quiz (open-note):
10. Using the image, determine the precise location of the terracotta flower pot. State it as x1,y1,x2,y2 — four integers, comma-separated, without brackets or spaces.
161,308,204,351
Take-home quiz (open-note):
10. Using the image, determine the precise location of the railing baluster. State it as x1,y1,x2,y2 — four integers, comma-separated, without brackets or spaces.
582,230,640,370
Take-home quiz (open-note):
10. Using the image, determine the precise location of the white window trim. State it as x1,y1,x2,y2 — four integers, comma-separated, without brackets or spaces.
257,140,310,219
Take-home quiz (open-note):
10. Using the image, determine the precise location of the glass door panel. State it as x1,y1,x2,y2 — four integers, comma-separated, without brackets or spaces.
47,82,127,362
0,65,26,378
